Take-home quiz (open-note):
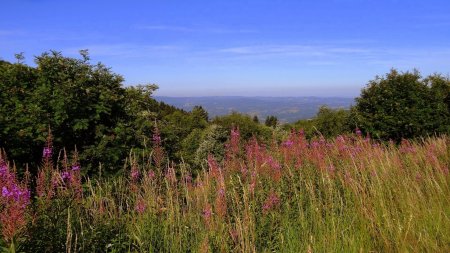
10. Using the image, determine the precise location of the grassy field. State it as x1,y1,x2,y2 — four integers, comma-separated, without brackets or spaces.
1,131,449,252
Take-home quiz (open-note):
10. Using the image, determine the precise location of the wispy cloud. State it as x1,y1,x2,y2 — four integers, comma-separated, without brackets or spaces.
62,42,450,71
63,43,183,58
136,25,195,32
364,48,450,67
135,25,257,34
411,14,450,28
0,30,25,36
218,44,372,58
414,21,450,28
212,43,450,69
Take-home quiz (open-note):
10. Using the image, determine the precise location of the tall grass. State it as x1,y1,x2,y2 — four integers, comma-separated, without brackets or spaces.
1,130,449,252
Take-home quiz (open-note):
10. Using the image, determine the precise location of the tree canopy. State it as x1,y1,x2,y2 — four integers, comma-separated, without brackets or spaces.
0,51,190,175
354,69,450,140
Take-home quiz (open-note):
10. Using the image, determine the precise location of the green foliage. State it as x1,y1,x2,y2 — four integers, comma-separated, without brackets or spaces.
252,115,259,123
193,124,228,167
426,74,450,133
315,105,352,137
191,105,209,121
213,112,272,141
354,69,450,140
0,51,128,173
179,112,275,170
179,128,204,166
285,118,316,137
0,52,194,175
287,106,353,138
179,124,229,171
160,110,208,162
264,115,278,128
0,59,41,167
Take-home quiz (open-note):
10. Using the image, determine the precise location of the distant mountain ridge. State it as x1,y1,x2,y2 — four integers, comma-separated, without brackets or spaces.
155,96,355,123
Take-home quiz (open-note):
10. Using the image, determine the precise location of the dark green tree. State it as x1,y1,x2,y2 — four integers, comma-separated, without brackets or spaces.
0,56,39,168
354,69,449,140
0,51,129,173
425,74,450,133
252,115,259,123
0,51,178,175
264,115,278,128
191,105,209,122
160,109,208,162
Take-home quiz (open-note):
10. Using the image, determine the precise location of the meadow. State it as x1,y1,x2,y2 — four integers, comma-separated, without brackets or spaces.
0,129,448,252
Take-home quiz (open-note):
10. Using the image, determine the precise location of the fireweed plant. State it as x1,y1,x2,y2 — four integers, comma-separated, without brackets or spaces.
0,153,31,252
0,128,449,252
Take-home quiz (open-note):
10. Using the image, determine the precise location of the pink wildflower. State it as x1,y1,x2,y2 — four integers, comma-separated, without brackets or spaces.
282,140,294,148
71,165,80,171
0,160,7,176
262,192,280,214
147,169,155,179
131,168,140,181
202,204,213,226
135,199,146,214
61,171,71,181
42,147,52,158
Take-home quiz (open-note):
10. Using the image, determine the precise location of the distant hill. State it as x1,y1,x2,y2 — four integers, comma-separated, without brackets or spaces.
155,96,355,123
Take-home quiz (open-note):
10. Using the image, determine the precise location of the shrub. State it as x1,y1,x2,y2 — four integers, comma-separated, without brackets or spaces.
354,69,450,140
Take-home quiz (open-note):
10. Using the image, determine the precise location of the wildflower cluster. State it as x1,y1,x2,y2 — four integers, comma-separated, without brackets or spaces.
0,128,448,252
0,156,30,243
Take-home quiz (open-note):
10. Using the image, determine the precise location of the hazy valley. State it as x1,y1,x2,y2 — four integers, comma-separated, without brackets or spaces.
156,96,354,122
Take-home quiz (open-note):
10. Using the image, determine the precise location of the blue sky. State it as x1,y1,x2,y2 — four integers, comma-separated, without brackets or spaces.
1,0,450,97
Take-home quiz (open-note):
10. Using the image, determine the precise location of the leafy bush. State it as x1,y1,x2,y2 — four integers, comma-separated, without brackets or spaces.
288,106,353,138
354,69,450,140
212,112,272,141
0,52,195,175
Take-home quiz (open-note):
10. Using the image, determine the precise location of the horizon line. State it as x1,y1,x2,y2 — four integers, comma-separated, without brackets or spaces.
154,95,357,99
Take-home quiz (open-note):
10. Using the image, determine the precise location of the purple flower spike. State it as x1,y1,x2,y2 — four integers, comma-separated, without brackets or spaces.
2,186,9,197
131,169,140,181
43,147,52,158
218,188,225,197
135,200,146,214
282,140,294,147
62,171,71,181
147,169,155,179
0,163,7,176
202,207,212,219
71,165,80,171
152,131,162,145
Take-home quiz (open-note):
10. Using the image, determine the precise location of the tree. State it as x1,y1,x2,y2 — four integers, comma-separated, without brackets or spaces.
213,112,272,141
354,69,449,140
0,57,39,169
426,74,450,133
191,105,209,122
0,51,129,172
265,115,278,128
315,106,352,137
0,51,180,175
